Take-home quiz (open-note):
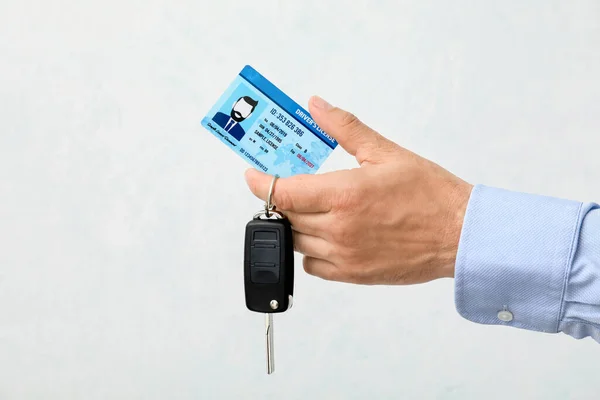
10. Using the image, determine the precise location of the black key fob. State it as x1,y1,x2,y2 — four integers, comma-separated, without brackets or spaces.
244,214,294,313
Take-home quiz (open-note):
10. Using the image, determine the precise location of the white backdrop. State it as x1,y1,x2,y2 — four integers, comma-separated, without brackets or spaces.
1,0,599,399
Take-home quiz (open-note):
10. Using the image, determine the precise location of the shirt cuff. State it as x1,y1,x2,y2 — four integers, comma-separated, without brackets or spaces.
559,204,600,341
454,184,584,333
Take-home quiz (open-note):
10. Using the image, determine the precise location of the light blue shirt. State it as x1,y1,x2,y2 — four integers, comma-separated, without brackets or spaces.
455,185,600,343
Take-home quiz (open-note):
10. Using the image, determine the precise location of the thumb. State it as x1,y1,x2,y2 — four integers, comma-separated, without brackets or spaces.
308,96,394,164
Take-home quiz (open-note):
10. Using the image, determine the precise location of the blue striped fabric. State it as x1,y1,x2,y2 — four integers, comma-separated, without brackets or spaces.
455,185,600,343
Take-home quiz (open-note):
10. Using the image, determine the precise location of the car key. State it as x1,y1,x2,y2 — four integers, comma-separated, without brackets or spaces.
244,175,294,374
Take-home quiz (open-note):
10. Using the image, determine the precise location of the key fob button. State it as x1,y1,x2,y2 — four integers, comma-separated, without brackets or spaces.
251,246,279,264
251,267,280,284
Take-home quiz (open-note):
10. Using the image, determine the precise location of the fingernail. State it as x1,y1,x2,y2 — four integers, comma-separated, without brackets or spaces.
311,96,333,110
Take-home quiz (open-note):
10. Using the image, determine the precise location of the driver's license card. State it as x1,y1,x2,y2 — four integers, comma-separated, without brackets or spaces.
200,65,338,178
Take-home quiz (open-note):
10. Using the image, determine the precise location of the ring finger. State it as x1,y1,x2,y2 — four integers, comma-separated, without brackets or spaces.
285,211,330,237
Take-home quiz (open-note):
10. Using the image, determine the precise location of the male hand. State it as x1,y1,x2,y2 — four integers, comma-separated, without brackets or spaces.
245,96,473,285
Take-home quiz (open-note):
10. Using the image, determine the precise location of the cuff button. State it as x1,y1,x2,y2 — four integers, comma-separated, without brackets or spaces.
497,310,514,322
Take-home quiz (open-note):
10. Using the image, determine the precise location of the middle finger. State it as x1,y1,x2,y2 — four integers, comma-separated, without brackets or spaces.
284,211,330,237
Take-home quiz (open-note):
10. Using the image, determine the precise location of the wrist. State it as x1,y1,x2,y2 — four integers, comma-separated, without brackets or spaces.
437,181,473,279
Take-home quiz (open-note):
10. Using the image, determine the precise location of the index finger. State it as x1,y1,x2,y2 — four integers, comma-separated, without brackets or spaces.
244,169,334,213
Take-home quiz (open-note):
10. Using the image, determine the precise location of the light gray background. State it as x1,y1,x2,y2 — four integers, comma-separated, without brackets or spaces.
1,0,599,399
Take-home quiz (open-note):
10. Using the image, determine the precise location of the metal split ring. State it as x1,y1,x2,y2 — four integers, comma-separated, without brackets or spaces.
265,174,279,217
253,175,283,220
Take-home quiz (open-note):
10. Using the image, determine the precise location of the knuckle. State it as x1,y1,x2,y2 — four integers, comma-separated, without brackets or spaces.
343,246,362,264
332,224,360,248
319,243,333,260
314,243,332,260
328,222,347,244
339,187,362,210
339,111,361,131
274,190,293,211
333,190,354,212
332,177,364,211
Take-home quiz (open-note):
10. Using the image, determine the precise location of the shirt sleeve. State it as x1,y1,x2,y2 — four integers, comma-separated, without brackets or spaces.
454,184,600,342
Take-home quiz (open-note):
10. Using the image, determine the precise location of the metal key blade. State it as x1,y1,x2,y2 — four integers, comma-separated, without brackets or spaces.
265,313,274,374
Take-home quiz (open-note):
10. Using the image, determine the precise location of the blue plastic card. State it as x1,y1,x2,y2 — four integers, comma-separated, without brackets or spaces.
201,65,338,178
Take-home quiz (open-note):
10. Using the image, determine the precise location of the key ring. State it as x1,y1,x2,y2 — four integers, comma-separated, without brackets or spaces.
265,174,279,217
253,175,283,220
